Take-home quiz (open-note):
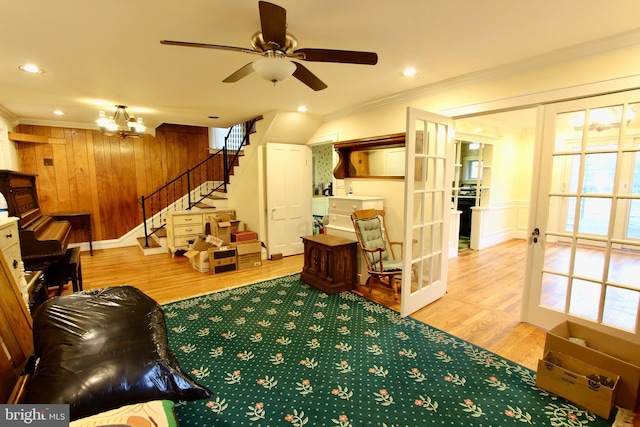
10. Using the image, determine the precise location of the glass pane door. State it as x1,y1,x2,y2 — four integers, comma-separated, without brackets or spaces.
401,108,453,317
525,91,640,342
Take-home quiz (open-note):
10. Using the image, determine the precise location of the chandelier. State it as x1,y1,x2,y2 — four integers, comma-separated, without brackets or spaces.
96,105,146,138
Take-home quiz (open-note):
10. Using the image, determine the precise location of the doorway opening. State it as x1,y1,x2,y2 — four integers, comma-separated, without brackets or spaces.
311,143,334,234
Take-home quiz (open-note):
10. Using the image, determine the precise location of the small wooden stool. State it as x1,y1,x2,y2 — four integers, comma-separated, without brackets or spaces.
46,247,83,296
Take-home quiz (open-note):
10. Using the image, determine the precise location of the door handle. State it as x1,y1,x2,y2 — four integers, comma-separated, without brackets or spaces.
531,228,540,243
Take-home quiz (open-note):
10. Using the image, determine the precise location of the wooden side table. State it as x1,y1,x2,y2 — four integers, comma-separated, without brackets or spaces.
300,234,357,294
50,212,93,256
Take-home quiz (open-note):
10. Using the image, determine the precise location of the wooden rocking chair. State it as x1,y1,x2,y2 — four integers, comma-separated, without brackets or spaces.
351,209,403,300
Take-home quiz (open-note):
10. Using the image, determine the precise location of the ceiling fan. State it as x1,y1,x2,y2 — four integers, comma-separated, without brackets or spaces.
160,1,378,91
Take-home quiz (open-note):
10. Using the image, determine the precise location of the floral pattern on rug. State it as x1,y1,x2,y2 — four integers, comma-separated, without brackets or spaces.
163,274,613,426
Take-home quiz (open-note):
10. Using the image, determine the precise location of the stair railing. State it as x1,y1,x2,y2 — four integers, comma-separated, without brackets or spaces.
139,117,259,247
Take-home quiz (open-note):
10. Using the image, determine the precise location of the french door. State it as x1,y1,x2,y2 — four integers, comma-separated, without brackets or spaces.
524,89,640,342
401,108,453,317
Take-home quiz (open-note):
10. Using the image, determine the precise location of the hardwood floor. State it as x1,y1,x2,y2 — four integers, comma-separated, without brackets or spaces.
352,239,546,371
75,238,545,370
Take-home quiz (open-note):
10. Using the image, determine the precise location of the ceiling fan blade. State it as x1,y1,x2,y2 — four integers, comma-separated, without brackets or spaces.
258,1,287,49
292,62,327,91
293,48,378,65
160,40,257,55
222,62,256,83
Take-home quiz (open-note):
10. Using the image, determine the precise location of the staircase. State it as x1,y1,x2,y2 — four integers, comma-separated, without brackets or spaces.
137,117,260,254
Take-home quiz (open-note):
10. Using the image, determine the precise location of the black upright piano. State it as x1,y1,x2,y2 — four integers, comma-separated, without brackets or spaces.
0,170,72,269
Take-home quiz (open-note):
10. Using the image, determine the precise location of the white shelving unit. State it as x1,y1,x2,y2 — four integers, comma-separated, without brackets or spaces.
452,139,493,247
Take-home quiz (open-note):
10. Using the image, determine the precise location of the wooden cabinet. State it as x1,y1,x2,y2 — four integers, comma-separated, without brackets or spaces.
0,221,33,403
300,234,357,294
165,211,205,255
0,217,27,305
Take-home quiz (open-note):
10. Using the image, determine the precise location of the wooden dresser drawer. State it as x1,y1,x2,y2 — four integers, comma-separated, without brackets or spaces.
329,198,366,215
328,196,384,215
328,213,353,229
2,243,22,284
172,214,203,226
174,224,204,237
173,235,199,248
0,221,19,251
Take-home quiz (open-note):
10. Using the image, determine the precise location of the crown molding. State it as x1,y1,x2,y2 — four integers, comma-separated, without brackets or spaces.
324,27,640,123
0,105,18,125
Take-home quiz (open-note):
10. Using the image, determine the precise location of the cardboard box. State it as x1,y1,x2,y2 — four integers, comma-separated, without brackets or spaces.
544,321,640,411
536,350,619,419
212,209,236,220
232,240,263,270
231,230,258,242
183,236,217,272
207,246,237,274
205,213,240,244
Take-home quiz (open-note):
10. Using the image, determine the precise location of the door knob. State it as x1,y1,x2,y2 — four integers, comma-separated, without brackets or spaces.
531,227,540,243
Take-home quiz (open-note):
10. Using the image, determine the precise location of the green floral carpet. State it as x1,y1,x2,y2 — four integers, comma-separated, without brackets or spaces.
162,274,613,426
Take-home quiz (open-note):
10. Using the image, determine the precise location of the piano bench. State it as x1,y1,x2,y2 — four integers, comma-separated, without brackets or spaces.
46,247,83,296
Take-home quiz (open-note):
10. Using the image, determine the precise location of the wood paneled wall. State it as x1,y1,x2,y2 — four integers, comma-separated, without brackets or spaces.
13,123,210,242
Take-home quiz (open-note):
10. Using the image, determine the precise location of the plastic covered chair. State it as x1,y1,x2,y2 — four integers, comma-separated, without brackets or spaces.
351,209,403,300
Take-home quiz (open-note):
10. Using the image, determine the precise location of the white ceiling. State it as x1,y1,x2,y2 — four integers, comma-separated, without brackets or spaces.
2,0,640,131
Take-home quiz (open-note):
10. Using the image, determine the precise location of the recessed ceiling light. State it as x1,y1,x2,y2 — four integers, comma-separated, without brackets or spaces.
402,67,417,77
19,64,44,74
297,105,307,113
52,110,65,116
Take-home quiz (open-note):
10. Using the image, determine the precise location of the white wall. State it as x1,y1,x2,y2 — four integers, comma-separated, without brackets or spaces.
307,44,640,249
226,110,323,245
468,137,534,249
0,116,17,170
316,45,640,139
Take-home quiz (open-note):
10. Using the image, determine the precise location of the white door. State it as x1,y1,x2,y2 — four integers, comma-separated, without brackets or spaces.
266,143,312,257
523,89,640,343
401,107,454,317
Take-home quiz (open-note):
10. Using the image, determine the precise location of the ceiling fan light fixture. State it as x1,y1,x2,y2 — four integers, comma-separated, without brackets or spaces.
253,57,296,85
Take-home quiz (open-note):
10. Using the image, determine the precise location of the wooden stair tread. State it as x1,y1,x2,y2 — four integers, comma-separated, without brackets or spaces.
206,193,228,199
137,236,161,248
194,203,218,209
153,227,167,238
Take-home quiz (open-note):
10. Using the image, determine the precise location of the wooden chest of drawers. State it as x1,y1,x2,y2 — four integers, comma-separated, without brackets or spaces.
300,234,357,294
165,211,204,255
326,195,384,230
0,217,27,304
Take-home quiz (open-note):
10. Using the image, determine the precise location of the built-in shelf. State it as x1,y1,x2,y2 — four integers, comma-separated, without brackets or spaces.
332,133,406,179
8,132,65,145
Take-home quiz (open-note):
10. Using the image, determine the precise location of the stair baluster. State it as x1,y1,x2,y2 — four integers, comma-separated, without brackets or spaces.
138,117,261,248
